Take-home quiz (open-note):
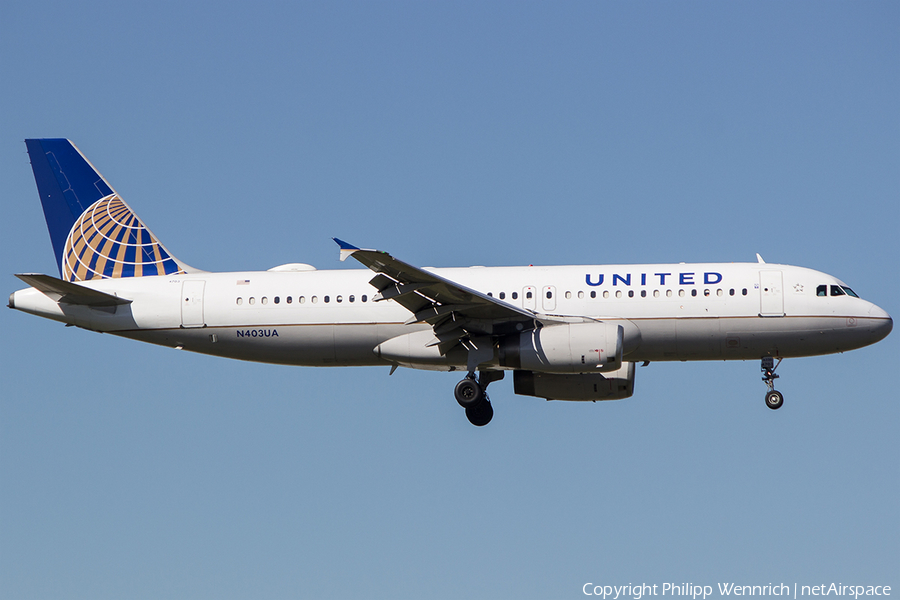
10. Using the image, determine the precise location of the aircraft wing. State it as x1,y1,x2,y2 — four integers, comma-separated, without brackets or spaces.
334,239,546,353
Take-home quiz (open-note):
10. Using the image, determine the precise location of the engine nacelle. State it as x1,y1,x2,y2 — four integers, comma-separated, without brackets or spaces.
499,322,623,373
513,362,636,401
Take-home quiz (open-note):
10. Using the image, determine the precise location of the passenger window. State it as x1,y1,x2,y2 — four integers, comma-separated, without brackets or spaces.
729,289,735,296
678,290,685,297
578,291,584,299
546,291,552,299
336,295,343,303
274,296,280,304
236,297,243,305
742,288,748,296
640,290,647,298
311,296,318,303
261,297,268,305
653,290,659,298
299,296,306,304
817,285,827,297
666,290,672,298
703,289,710,297
628,290,634,298
349,295,355,302
841,286,859,298
499,292,505,300
831,285,845,297
362,295,368,302
526,291,533,299
287,296,292,304
565,291,572,299
691,289,697,297
590,291,596,299
615,290,622,298
717,289,723,297
603,291,610,299
324,296,330,303
249,297,256,305
512,292,518,300
487,292,493,297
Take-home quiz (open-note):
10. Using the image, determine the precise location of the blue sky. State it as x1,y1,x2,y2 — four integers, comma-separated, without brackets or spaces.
1,2,897,599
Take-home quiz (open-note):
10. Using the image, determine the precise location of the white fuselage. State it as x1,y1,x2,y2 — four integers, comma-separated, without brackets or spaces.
10,261,892,371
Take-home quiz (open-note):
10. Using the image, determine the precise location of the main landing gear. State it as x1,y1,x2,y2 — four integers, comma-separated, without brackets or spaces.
761,357,784,410
455,371,503,426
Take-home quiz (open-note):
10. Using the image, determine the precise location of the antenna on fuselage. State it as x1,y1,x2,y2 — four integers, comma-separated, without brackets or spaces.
756,253,766,264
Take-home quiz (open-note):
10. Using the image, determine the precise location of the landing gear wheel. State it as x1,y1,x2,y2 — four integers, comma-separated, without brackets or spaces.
465,400,493,426
454,378,483,408
760,357,784,411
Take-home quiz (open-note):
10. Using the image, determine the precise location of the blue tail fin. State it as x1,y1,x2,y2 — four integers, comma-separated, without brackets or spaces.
25,139,192,281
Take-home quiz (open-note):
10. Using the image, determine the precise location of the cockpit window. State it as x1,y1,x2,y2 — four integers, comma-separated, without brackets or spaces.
830,285,845,297
817,285,827,297
841,286,859,298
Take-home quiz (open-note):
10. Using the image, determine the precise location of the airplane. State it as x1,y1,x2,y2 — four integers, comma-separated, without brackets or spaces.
9,139,893,426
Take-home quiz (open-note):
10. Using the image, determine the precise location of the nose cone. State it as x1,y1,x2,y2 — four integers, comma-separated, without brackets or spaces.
867,304,892,343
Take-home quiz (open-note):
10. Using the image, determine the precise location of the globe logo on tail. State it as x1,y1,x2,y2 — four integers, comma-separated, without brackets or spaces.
62,194,185,281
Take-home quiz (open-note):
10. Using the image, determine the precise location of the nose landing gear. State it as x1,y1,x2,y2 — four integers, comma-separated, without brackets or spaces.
454,371,503,426
761,357,784,410
765,389,784,410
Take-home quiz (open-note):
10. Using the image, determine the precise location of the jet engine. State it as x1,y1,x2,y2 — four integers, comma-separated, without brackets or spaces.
499,322,624,373
513,362,636,401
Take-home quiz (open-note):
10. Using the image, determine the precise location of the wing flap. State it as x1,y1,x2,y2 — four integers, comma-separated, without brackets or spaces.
373,282,431,302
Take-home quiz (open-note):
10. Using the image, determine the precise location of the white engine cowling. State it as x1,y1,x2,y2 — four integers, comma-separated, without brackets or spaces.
500,322,623,373
513,362,636,401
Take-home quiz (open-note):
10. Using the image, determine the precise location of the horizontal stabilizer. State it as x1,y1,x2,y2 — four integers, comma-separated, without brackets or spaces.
15,273,132,307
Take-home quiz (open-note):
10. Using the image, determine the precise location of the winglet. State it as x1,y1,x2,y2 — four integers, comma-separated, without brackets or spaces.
756,253,766,264
333,238,360,262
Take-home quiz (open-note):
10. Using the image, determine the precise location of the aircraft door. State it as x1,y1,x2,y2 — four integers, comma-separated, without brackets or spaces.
523,286,536,311
759,271,784,317
181,280,206,328
542,285,557,312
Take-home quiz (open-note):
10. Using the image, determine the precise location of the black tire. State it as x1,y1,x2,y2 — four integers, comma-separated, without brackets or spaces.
454,378,483,408
765,390,784,410
465,400,493,427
